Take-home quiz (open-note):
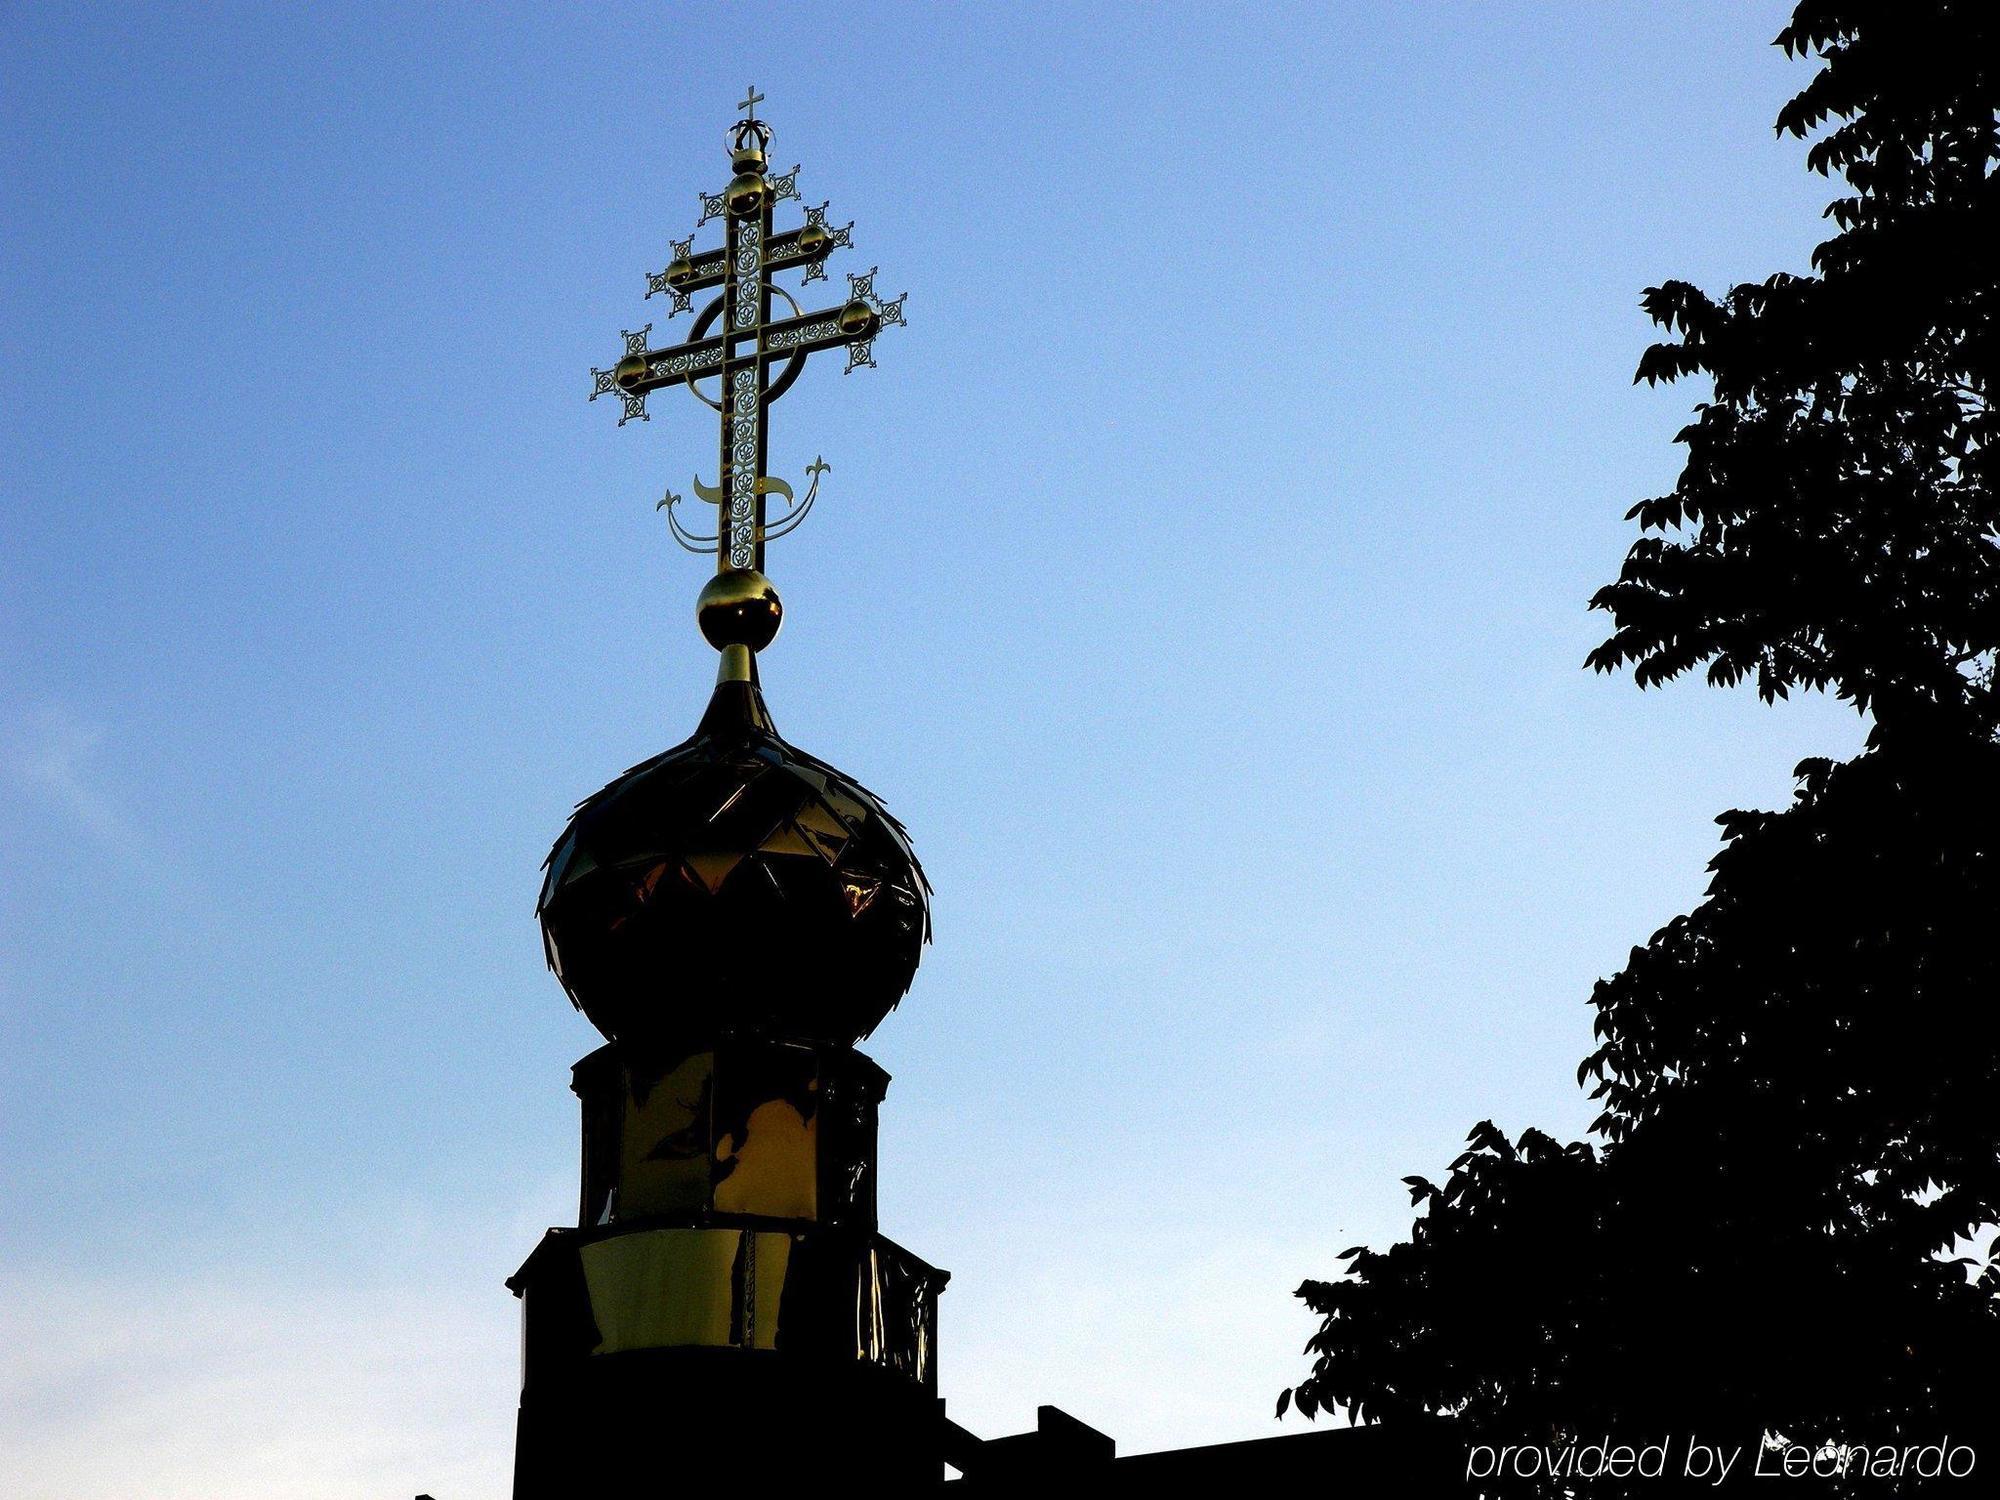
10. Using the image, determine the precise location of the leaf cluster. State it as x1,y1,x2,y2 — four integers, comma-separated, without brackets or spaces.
1591,1,1998,737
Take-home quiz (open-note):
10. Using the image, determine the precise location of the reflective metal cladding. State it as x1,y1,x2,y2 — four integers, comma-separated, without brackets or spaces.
537,682,930,1051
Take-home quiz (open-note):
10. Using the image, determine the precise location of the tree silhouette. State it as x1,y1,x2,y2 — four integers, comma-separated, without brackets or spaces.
1283,5,1999,1489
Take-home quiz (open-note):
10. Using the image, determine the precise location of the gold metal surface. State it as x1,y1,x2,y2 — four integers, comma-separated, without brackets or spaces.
725,172,769,218
617,1051,713,1218
713,1048,819,1220
838,299,876,336
528,1222,941,1375
696,568,783,652
715,643,754,683
578,1227,793,1354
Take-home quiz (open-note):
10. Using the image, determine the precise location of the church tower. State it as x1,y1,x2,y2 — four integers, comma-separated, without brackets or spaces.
508,91,943,1492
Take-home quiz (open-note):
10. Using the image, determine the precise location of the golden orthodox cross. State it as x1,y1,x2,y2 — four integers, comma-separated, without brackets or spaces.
589,92,905,574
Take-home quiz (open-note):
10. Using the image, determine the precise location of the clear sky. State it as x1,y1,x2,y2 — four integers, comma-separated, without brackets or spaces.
1,4,1872,1496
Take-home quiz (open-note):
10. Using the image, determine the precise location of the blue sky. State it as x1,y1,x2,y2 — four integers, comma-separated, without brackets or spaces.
2,3,1870,1495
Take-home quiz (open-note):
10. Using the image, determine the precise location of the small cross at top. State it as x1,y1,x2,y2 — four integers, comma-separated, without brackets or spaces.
738,85,765,118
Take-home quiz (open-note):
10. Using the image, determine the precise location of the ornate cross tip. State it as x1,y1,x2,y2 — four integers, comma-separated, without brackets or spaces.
646,236,705,314
587,94,909,603
798,202,854,284
839,268,909,374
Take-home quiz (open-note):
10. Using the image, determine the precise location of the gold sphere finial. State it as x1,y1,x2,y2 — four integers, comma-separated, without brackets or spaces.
726,171,770,218
838,300,878,337
697,568,783,652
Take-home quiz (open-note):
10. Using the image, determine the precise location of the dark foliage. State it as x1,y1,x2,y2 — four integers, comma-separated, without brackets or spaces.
1589,2,1998,736
1284,4,2000,1488
1291,745,2000,1461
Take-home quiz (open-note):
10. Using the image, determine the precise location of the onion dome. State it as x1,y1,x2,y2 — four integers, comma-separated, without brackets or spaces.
537,575,929,1047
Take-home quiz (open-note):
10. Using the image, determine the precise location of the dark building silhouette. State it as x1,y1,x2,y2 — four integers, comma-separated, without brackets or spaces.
501,91,1465,1497
506,656,1459,1493
511,660,947,1491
